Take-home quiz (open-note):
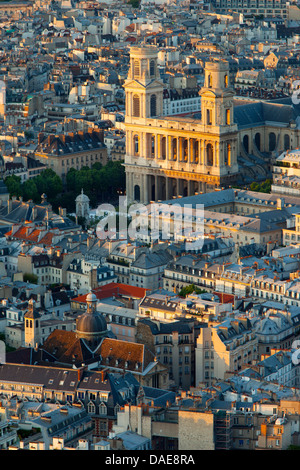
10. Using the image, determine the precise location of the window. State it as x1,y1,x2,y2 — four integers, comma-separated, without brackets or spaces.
206,143,214,166
133,94,140,117
88,402,95,414
99,403,107,415
161,136,166,160
150,60,155,77
225,143,231,166
134,60,140,78
206,109,212,125
226,109,230,125
150,94,157,117
151,135,155,157
134,134,139,154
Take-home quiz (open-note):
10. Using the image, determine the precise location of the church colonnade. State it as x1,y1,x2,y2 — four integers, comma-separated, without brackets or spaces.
127,130,235,169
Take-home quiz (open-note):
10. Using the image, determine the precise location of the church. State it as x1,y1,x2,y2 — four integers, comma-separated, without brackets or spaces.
17,292,169,389
124,46,300,204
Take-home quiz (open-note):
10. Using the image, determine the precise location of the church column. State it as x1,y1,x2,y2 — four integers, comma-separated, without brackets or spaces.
155,174,159,201
188,138,192,164
200,139,204,166
143,174,149,204
157,134,161,160
165,176,170,200
126,171,134,203
166,135,170,161
215,141,219,167
176,178,182,197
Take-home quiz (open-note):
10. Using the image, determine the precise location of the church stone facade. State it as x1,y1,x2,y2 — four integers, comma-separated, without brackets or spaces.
124,46,300,206
124,46,239,205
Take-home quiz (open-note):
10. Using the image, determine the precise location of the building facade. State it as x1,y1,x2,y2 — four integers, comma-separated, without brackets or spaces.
124,47,239,204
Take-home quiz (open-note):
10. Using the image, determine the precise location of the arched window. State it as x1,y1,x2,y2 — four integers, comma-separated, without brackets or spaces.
255,132,261,151
134,185,140,202
243,135,249,153
151,135,155,157
224,74,228,88
207,109,212,125
99,402,107,415
134,135,139,154
134,60,140,78
88,402,96,414
150,94,157,117
133,94,140,117
284,134,290,151
161,136,166,159
269,132,276,152
225,143,231,166
172,138,177,160
226,109,230,125
150,60,155,77
208,74,212,88
194,140,199,163
183,139,188,161
207,143,214,166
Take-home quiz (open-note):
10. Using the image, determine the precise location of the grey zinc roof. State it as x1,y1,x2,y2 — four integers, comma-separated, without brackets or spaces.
140,318,193,335
234,101,296,129
132,250,172,269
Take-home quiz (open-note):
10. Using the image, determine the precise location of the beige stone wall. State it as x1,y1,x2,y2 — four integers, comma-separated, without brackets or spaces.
178,410,214,450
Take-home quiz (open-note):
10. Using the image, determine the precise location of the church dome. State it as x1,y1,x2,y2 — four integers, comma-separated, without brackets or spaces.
76,291,107,346
86,291,97,303
75,189,90,203
76,310,107,335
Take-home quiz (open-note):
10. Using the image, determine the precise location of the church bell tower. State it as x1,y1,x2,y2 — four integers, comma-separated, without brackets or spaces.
124,46,164,123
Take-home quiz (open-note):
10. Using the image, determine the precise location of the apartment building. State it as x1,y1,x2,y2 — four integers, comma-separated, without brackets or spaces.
34,129,107,183
253,307,300,357
107,241,172,291
212,0,289,18
136,318,199,390
195,317,259,387
256,415,293,449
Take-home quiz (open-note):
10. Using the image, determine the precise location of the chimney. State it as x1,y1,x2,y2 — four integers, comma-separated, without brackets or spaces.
32,207,37,221
59,207,66,217
38,132,45,144
77,368,84,382
277,197,284,210
48,134,55,145
7,198,12,213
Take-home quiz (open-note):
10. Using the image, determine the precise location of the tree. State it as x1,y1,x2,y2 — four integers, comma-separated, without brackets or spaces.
250,179,272,194
179,284,207,298
22,179,39,202
23,273,38,284
128,0,140,7
4,174,22,198
34,168,63,200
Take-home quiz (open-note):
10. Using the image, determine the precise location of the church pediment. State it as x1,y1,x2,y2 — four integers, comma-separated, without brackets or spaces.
124,79,163,90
